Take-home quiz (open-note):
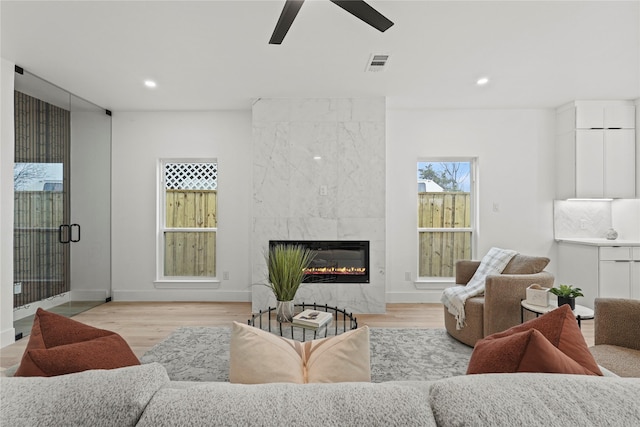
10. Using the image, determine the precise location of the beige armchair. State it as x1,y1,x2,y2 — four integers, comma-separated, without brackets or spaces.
590,298,640,377
444,255,554,347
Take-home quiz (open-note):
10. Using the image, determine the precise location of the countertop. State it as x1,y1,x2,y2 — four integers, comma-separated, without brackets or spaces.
556,238,640,247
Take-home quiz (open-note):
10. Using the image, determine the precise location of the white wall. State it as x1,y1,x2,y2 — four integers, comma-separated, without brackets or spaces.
111,111,252,301
386,109,557,302
0,58,16,346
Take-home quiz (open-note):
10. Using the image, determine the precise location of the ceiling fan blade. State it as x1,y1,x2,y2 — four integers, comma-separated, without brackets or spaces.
269,0,305,45
330,0,393,32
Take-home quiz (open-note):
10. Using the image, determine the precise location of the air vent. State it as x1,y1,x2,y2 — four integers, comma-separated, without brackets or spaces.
366,54,390,72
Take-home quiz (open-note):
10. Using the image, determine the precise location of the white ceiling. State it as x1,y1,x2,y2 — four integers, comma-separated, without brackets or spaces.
2,0,639,111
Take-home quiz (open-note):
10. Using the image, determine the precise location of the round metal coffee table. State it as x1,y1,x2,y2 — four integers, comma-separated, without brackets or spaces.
248,303,358,342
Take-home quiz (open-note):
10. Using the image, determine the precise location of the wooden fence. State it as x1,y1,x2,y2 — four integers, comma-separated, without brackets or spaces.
164,190,217,276
418,192,471,277
13,191,68,307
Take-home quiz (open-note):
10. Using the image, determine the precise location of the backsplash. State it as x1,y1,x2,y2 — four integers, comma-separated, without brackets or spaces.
554,199,640,240
611,199,640,240
554,200,612,239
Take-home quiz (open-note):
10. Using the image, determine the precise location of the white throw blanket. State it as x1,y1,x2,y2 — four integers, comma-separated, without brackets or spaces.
441,247,517,330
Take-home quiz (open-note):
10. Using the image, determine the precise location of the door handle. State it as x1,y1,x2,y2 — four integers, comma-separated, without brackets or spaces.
58,224,70,244
70,224,81,243
58,224,80,243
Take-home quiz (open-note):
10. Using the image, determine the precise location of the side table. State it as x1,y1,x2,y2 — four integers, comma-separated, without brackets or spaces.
520,300,594,328
248,303,358,342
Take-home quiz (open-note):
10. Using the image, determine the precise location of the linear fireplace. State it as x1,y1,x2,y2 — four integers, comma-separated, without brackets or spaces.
269,240,370,283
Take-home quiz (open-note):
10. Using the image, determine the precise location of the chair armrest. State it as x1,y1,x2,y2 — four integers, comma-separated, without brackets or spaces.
455,260,480,285
594,298,640,350
483,271,555,336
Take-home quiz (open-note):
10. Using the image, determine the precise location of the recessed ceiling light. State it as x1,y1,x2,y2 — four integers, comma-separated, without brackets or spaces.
476,77,490,86
144,80,157,88
313,156,322,160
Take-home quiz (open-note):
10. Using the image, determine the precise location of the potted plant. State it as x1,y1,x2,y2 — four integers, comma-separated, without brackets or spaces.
265,244,316,322
549,284,584,310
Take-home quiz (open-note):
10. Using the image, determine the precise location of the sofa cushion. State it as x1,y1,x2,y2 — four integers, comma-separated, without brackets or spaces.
0,363,169,427
429,373,640,427
229,321,370,384
467,329,596,375
14,308,139,377
502,254,550,274
137,381,436,427
482,304,602,375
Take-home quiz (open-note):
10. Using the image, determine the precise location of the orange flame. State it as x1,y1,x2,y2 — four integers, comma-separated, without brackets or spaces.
305,267,366,275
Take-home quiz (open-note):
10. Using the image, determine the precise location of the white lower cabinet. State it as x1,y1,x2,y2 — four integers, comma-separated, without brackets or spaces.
599,247,639,300
632,248,640,299
558,243,640,309
632,259,640,299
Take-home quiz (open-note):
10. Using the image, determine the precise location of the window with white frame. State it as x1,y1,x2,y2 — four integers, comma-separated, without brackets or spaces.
159,160,217,279
417,159,475,278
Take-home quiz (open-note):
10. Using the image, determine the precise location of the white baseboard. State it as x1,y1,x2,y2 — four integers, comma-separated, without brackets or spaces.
111,290,443,304
385,291,445,304
71,289,109,301
112,289,251,302
0,327,16,348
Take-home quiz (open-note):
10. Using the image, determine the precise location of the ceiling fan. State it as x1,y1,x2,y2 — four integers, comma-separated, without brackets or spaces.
269,0,394,45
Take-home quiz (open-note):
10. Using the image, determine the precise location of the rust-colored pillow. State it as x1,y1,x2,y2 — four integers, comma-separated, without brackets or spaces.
467,329,596,375
482,304,602,376
14,308,139,377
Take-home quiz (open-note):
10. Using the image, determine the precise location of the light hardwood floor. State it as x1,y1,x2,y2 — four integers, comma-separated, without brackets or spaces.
0,302,595,371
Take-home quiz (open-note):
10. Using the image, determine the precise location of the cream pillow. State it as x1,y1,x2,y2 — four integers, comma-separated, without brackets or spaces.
229,321,370,384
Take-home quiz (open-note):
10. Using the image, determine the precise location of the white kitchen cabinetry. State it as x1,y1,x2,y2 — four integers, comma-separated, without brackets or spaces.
576,104,635,129
575,129,636,198
632,249,640,299
599,247,640,300
556,101,636,199
558,243,640,309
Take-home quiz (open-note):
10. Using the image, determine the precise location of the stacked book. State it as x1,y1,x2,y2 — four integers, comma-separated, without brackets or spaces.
292,310,333,329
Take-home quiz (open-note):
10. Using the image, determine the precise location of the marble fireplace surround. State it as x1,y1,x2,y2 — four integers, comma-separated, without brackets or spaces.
251,98,386,313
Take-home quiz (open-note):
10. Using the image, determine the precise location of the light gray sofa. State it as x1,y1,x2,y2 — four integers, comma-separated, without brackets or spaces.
2,363,639,426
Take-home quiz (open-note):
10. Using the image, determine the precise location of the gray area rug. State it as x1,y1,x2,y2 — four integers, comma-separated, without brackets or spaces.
141,327,473,383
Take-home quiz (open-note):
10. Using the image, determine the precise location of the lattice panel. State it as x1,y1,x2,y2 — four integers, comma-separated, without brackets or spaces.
165,162,217,190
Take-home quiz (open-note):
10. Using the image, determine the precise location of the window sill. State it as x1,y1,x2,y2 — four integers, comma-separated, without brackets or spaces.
153,280,221,290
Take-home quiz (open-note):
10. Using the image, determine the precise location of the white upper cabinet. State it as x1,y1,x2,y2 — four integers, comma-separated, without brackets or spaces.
575,129,636,198
575,102,636,129
575,130,605,198
556,101,636,199
604,129,636,198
